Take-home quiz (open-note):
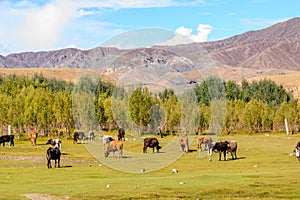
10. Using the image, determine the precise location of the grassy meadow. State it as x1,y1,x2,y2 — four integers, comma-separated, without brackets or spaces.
1,132,300,200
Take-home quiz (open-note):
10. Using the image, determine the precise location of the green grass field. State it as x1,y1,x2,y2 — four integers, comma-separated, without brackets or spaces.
1,133,300,200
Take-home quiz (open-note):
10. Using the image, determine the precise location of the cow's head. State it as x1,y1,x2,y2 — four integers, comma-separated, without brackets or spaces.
104,151,110,158
45,139,52,145
157,145,162,152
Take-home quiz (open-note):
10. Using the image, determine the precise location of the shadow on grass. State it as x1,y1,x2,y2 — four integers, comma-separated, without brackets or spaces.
188,149,198,153
60,165,73,168
227,156,246,161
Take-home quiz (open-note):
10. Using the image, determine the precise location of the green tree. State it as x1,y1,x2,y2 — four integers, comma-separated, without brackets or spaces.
129,87,154,127
242,99,264,132
197,103,210,135
225,80,241,100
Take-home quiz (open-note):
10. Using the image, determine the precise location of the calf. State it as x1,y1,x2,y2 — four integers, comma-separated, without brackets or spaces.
197,136,212,151
46,138,62,150
143,137,161,153
73,132,85,144
29,130,38,146
102,135,114,149
179,135,189,152
46,147,61,168
211,141,229,161
0,135,14,147
227,140,238,160
118,128,125,141
104,140,123,158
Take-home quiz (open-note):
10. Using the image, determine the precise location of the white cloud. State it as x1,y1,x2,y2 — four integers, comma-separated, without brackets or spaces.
78,8,95,16
17,1,77,50
159,24,212,46
0,0,205,55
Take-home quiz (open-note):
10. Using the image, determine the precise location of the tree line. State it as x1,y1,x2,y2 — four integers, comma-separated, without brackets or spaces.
0,73,298,137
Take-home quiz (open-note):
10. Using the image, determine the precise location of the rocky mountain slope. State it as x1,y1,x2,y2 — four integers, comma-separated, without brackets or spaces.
0,17,299,87
0,18,300,70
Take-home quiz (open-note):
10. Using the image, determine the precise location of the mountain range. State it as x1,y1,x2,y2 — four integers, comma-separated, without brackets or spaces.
0,17,299,88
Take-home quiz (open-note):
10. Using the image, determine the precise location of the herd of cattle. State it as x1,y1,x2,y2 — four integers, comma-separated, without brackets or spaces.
1,128,300,168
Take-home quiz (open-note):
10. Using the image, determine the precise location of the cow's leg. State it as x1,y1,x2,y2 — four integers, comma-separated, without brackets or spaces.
223,151,227,161
48,160,52,168
230,152,234,160
219,152,222,161
233,151,237,159
180,144,184,152
58,158,60,167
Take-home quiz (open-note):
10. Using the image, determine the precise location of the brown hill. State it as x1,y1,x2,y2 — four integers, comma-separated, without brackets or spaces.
160,17,300,71
0,17,299,93
0,17,299,72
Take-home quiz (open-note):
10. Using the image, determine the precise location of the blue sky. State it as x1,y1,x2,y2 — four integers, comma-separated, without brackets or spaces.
0,0,299,55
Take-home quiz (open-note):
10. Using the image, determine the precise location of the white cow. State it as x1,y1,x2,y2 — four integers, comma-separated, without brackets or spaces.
102,135,114,149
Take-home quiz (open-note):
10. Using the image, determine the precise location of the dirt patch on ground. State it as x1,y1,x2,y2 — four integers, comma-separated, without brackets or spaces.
0,155,94,163
22,193,70,200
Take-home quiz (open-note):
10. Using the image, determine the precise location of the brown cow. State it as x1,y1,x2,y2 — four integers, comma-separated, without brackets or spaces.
197,136,212,151
104,140,123,158
143,138,161,153
227,140,238,160
29,130,38,146
179,135,189,152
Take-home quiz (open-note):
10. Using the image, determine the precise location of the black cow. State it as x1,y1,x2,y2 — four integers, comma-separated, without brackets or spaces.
143,137,161,153
118,128,125,141
46,147,61,168
0,135,14,147
73,132,85,144
211,141,229,161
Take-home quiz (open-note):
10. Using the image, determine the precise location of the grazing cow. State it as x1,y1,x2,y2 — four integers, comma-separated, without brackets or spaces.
46,138,62,150
29,130,38,146
211,141,229,161
197,136,212,151
143,137,161,153
102,135,114,149
88,131,95,141
0,135,14,147
295,142,300,161
118,128,125,141
73,132,85,144
179,135,189,152
227,140,238,160
46,147,61,168
104,140,123,158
